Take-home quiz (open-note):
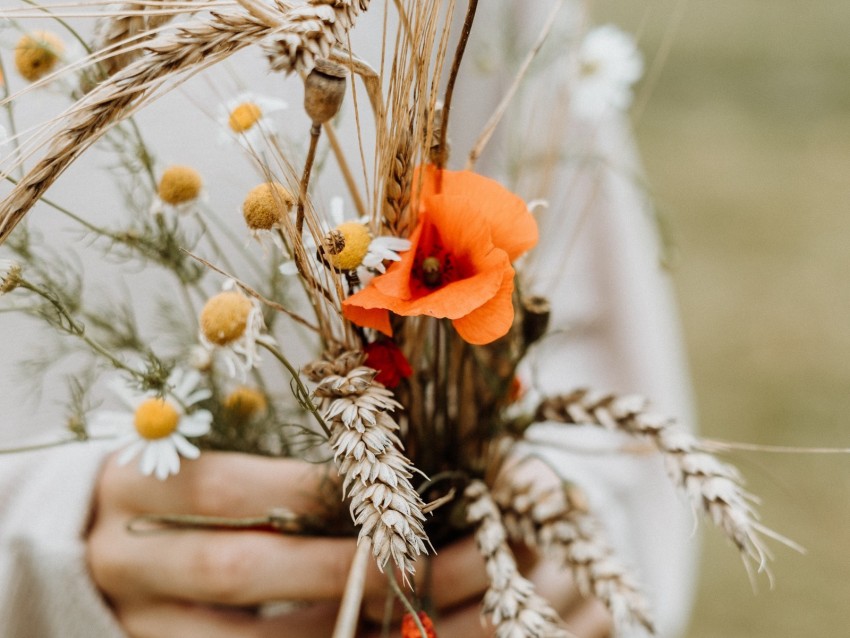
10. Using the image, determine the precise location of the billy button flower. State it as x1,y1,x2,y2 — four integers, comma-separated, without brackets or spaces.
14,31,64,82
242,181,293,236
199,286,269,379
152,165,203,214
343,166,538,345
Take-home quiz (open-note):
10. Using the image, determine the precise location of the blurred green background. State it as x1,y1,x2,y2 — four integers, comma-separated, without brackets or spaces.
594,0,850,635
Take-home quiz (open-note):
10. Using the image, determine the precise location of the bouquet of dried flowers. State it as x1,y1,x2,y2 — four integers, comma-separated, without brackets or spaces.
0,1,800,636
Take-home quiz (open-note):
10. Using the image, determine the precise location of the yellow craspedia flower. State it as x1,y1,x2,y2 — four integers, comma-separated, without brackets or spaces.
158,165,202,205
224,386,268,422
228,102,263,133
15,31,64,82
326,222,372,270
134,398,180,440
242,182,292,231
200,291,253,346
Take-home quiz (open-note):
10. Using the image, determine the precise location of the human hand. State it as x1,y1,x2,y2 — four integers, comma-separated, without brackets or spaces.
87,451,610,637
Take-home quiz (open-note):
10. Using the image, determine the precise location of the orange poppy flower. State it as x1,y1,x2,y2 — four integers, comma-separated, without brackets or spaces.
343,166,538,345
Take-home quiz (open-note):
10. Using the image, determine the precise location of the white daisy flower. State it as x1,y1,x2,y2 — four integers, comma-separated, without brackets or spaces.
218,92,287,148
199,281,272,380
90,369,212,480
279,197,411,278
571,25,644,120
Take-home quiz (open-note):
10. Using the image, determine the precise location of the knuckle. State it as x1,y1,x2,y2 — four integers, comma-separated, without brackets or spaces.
86,524,130,593
191,537,254,604
189,465,241,516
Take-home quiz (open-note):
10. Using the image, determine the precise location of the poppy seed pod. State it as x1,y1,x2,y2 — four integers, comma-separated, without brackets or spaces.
521,295,551,347
304,59,347,125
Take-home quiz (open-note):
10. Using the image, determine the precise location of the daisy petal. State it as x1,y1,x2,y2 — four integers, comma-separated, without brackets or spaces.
178,411,212,437
172,433,201,459
140,441,160,476
117,439,145,466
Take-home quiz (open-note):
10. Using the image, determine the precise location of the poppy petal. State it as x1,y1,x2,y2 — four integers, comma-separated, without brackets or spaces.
452,267,516,344
416,165,538,260
342,290,394,336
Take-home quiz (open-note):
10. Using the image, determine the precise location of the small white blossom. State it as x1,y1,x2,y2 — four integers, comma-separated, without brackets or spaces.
571,25,644,119
218,92,287,148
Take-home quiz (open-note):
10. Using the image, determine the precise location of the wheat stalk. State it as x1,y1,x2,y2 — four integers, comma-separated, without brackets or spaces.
465,480,574,638
93,0,196,76
0,0,373,244
493,476,654,634
534,389,804,583
304,351,429,581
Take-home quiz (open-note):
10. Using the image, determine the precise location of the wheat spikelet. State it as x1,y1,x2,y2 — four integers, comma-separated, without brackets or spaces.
493,477,654,634
465,480,573,638
0,0,374,245
381,119,413,233
535,389,802,581
264,0,372,75
304,351,429,581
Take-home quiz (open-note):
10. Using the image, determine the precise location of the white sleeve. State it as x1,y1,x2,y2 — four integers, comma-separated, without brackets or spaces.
0,441,125,638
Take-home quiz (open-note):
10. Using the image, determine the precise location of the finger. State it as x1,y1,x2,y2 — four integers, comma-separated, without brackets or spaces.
116,600,339,638
563,598,612,638
428,535,489,609
90,519,394,606
99,451,338,518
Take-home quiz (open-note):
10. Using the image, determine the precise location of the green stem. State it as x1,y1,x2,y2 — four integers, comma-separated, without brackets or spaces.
0,434,113,455
18,279,147,382
386,570,428,638
258,340,331,438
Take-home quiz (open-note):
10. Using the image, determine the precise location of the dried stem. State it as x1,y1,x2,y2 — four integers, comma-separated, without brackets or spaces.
435,0,478,172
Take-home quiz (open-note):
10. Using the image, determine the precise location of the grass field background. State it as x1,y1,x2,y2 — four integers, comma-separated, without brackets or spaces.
593,1,850,635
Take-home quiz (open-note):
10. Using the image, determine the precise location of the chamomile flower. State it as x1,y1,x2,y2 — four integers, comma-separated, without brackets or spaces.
218,92,287,148
571,25,644,120
279,197,410,277
151,164,204,215
90,369,212,480
199,282,271,379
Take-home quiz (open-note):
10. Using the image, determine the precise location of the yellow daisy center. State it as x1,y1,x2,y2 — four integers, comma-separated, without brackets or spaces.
200,291,253,346
228,102,263,133
326,222,372,271
134,398,180,439
224,386,268,422
15,31,64,82
158,165,203,205
242,182,293,231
